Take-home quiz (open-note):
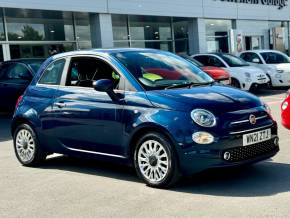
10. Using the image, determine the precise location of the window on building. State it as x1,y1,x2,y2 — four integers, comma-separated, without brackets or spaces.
112,15,189,53
10,43,74,59
205,19,232,53
112,14,130,47
74,12,92,49
173,18,189,54
5,8,74,41
0,10,5,41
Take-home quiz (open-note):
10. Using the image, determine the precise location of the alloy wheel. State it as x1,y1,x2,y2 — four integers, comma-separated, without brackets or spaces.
15,129,35,163
137,140,169,183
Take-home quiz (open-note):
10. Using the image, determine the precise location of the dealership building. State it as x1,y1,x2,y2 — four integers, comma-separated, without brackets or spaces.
0,0,289,61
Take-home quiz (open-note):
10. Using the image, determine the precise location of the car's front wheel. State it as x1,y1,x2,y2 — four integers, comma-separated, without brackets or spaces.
231,78,241,89
134,132,180,188
13,124,46,166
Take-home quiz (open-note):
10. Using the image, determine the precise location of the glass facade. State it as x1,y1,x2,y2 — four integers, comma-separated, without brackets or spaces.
0,8,91,60
112,14,189,53
205,19,232,53
5,9,74,41
0,7,288,60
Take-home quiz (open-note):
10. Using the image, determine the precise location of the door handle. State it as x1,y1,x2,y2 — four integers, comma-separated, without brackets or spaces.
54,102,66,108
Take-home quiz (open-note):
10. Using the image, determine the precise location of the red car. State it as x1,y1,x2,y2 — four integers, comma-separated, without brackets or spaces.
281,90,290,129
181,55,231,85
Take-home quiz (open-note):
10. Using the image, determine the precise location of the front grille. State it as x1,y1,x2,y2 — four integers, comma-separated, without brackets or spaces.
222,139,278,163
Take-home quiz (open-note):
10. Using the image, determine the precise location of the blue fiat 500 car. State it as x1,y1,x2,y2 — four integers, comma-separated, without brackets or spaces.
12,49,279,188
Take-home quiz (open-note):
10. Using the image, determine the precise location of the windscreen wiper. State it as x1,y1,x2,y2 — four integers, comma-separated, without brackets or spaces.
165,81,214,90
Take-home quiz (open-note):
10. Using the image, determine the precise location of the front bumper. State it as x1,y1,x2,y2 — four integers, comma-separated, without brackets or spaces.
178,126,279,176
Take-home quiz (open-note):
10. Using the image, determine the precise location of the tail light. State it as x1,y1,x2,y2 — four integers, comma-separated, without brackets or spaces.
15,95,23,109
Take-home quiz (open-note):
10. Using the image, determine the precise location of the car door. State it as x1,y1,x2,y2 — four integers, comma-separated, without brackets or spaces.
51,56,126,158
0,62,33,111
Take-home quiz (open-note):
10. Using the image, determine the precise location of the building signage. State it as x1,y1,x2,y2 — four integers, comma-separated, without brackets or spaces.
217,0,288,10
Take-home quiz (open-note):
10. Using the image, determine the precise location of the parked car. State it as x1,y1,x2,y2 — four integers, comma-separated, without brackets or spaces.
180,55,231,85
12,49,279,188
0,58,45,112
281,90,290,129
192,53,270,91
239,50,290,87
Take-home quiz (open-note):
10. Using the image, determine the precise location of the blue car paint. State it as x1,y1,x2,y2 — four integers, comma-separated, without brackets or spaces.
0,59,46,111
11,49,279,175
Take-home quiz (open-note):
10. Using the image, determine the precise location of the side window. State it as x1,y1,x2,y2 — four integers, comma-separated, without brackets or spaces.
0,63,31,80
66,57,126,90
193,56,209,66
241,53,262,64
208,56,226,68
240,53,249,62
0,64,11,80
39,59,66,85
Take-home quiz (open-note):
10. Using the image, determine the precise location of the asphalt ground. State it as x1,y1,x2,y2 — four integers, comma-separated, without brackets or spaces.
0,88,290,218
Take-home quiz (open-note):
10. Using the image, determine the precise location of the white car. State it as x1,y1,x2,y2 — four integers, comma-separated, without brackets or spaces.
239,50,290,87
192,53,269,91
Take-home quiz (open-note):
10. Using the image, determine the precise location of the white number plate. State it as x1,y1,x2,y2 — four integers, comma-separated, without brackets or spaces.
258,79,267,84
243,129,271,146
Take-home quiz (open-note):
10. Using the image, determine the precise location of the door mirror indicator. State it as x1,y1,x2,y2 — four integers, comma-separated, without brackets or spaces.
93,79,120,101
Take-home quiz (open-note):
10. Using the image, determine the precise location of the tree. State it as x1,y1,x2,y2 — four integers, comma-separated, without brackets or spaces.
8,25,44,41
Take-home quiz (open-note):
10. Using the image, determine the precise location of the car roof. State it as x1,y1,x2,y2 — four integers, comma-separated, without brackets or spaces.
52,48,162,60
241,50,284,54
193,53,229,56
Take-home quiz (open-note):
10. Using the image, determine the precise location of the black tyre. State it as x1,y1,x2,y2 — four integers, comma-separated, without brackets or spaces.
134,132,180,188
231,78,241,89
13,124,46,167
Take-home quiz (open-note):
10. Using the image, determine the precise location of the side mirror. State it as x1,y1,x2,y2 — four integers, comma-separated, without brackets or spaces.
252,58,260,64
93,79,120,101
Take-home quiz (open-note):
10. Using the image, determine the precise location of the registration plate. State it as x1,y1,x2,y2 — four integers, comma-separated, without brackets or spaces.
258,79,267,84
243,129,271,146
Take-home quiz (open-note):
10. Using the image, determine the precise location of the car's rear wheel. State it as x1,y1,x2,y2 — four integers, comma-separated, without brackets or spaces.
134,132,180,188
13,124,46,166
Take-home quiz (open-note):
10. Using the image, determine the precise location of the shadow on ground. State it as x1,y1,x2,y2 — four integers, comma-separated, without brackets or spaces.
0,114,12,142
41,155,290,197
254,87,289,97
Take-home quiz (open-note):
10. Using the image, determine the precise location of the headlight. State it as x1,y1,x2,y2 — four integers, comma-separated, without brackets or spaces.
192,132,214,144
245,72,251,78
282,101,288,111
191,109,216,127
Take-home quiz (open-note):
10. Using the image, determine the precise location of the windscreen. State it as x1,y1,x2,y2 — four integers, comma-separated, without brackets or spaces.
112,51,214,90
219,54,249,67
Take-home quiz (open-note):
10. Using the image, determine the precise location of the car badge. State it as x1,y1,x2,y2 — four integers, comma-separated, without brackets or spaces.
249,114,257,125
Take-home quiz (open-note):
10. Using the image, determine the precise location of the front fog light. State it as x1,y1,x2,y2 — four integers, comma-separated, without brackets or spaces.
192,132,214,144
282,101,288,110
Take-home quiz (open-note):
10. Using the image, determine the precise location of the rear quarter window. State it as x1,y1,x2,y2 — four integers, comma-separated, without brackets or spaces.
38,59,66,85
